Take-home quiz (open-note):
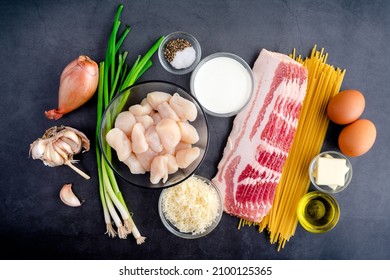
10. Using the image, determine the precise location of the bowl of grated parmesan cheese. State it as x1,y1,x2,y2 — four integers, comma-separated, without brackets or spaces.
158,175,223,238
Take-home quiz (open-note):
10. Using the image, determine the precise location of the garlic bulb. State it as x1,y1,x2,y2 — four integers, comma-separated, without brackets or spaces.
29,126,90,179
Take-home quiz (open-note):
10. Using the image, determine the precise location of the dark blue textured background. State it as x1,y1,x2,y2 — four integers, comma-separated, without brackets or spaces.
0,0,389,259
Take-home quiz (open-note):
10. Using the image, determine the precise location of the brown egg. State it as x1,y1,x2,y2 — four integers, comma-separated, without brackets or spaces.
338,119,376,157
327,89,365,125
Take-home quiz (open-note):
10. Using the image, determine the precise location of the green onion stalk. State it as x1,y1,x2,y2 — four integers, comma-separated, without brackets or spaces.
95,4,164,244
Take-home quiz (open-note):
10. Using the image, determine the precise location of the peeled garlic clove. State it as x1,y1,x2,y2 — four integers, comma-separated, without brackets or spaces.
60,183,83,207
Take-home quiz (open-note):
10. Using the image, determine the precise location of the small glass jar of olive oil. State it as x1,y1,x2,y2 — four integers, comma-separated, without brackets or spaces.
297,191,340,233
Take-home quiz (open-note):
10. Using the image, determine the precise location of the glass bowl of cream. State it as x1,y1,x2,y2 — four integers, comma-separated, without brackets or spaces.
190,52,254,117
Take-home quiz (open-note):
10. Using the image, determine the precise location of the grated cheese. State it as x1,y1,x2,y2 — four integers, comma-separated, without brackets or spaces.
161,176,220,235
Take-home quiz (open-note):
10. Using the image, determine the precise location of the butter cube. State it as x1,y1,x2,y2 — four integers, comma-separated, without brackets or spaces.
314,157,349,189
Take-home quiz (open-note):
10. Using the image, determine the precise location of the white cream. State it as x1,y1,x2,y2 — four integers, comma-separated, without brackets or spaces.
193,56,252,115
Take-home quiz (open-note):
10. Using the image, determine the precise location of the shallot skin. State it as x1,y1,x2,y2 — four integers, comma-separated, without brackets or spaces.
45,55,99,120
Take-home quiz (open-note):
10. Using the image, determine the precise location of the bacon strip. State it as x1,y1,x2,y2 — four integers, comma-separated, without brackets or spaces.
212,49,308,222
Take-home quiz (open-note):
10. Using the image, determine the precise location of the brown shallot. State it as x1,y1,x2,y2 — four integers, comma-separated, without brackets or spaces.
29,126,90,179
45,55,99,120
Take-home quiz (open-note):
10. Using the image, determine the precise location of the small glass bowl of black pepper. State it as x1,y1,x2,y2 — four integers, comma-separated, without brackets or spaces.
158,31,201,75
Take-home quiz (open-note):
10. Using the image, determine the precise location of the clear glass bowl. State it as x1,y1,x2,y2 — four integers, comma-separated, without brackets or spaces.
158,31,201,75
190,52,254,117
158,175,223,239
99,81,209,189
309,151,353,194
297,191,340,233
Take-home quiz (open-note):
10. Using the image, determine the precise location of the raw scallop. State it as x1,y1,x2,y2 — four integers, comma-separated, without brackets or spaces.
177,121,199,144
165,154,179,174
131,123,148,153
123,153,146,174
106,128,132,162
135,115,154,130
129,98,153,116
176,147,200,169
114,111,136,136
156,102,180,121
145,125,163,153
169,93,197,121
156,118,181,151
150,155,169,184
150,111,162,124
175,142,192,154
135,148,158,171
147,91,172,110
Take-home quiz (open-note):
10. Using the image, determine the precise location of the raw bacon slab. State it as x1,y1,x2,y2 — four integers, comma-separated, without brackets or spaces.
212,49,308,222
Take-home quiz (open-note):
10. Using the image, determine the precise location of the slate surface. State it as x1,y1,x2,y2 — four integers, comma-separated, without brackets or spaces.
0,0,389,260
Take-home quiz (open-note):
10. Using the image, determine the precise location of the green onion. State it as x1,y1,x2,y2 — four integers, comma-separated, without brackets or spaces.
95,4,164,244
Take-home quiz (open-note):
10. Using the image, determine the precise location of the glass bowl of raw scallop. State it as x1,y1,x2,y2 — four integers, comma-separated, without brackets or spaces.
99,81,209,189
158,31,202,75
309,151,353,194
158,175,223,239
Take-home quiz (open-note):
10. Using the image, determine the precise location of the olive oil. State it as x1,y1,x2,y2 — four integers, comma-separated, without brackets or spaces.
297,191,340,233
